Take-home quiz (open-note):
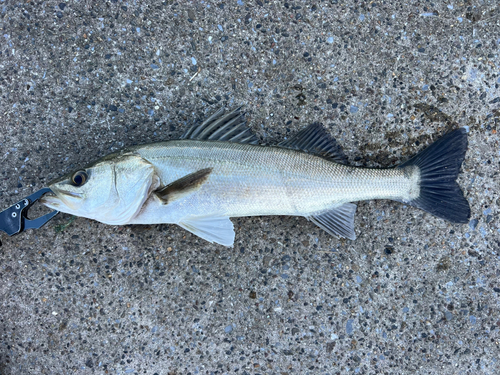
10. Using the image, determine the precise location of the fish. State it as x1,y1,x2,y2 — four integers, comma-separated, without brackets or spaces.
40,108,470,246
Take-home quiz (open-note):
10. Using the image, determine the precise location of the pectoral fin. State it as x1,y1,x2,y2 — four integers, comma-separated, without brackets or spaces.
155,168,212,204
307,203,357,240
178,215,235,247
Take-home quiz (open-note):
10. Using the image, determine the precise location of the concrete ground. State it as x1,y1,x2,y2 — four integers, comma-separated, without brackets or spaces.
1,1,499,374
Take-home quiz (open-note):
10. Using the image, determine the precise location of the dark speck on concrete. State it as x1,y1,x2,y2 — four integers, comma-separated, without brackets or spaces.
58,3,66,10
346,319,354,335
469,218,479,230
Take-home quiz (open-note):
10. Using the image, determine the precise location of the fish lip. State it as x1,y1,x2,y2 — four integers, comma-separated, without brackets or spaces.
39,194,61,208
48,186,83,199
57,189,83,198
40,188,82,209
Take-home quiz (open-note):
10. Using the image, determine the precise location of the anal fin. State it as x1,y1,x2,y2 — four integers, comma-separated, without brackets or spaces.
307,203,357,240
178,215,235,247
155,168,212,204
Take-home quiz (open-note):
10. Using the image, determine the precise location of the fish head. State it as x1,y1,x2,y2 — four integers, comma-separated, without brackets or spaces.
41,153,158,225
42,162,115,217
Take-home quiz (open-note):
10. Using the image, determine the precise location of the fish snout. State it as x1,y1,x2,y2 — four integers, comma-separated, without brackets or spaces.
40,188,82,210
39,191,63,208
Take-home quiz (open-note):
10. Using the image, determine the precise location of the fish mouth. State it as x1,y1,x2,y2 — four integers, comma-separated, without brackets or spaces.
39,188,82,209
57,189,83,198
39,193,62,209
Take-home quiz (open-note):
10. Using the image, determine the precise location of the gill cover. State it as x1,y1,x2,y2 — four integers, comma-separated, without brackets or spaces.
104,154,159,225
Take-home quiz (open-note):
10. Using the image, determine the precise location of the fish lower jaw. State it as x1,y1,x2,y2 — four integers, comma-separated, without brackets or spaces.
40,193,78,212
39,196,60,209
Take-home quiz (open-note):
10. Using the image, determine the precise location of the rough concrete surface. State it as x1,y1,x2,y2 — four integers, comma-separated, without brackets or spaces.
0,0,499,374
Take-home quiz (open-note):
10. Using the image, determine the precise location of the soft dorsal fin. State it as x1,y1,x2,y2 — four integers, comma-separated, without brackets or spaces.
155,168,212,204
278,123,347,163
181,108,259,144
307,203,357,240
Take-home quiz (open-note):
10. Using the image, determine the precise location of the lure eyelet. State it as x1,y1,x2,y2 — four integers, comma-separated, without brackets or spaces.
71,170,88,186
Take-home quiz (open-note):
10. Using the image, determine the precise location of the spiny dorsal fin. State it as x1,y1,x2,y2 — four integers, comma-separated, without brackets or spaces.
181,108,259,144
307,203,357,240
155,168,212,204
278,123,347,164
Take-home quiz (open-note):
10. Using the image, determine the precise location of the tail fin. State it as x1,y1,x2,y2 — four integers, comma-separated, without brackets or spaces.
399,128,470,223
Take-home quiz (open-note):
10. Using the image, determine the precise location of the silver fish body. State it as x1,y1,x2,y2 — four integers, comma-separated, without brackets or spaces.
129,140,418,223
41,108,470,246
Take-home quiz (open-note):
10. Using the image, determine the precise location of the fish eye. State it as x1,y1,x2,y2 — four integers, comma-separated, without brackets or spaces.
71,170,88,186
